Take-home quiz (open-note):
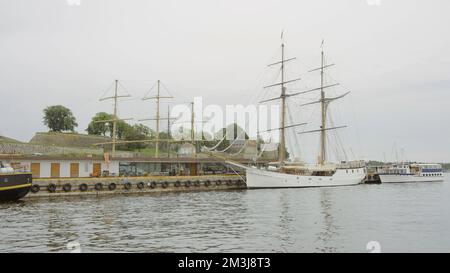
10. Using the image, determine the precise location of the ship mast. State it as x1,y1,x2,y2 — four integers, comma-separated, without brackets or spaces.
320,48,326,165
167,105,171,158
156,80,161,157
297,40,350,165
259,36,304,165
141,80,174,158
112,80,119,156
280,43,287,165
98,79,132,157
258,38,350,166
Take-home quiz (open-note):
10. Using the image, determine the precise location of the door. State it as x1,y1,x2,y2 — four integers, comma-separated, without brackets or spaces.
190,163,198,176
31,163,40,178
93,163,102,177
51,163,60,178
70,163,79,178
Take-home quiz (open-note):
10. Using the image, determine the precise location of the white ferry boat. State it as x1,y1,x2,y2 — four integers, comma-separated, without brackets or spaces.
378,163,444,183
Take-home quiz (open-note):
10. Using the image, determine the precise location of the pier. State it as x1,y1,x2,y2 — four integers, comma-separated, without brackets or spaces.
26,174,246,198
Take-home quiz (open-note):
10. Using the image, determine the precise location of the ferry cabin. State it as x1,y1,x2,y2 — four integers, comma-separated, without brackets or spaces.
378,163,443,177
413,164,444,178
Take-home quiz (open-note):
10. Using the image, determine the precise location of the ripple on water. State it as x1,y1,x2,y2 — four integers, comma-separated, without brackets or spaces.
1,176,450,252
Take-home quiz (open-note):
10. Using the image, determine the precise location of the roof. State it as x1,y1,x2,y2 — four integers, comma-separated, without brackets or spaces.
0,154,271,164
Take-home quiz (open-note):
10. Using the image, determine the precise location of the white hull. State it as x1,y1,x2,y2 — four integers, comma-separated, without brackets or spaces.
379,174,443,184
245,167,366,189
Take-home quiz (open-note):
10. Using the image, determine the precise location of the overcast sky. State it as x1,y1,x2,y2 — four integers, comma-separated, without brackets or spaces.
1,0,449,162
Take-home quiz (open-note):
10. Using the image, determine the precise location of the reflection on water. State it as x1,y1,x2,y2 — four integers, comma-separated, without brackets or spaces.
1,175,450,253
316,189,339,253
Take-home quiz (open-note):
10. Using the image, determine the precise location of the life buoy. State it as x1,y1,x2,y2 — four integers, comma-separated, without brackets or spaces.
185,181,192,187
108,183,117,191
204,180,211,187
162,182,169,188
79,183,88,192
95,183,103,191
226,180,233,186
47,183,56,193
31,184,40,193
150,182,157,189
124,182,132,190
194,181,200,187
137,182,145,190
62,183,72,192
174,181,181,187
215,180,222,186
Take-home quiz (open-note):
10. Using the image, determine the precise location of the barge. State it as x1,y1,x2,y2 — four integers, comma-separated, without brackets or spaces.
0,161,32,201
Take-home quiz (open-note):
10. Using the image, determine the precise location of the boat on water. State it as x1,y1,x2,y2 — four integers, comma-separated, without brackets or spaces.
243,161,365,189
228,39,366,188
0,161,33,201
377,163,444,183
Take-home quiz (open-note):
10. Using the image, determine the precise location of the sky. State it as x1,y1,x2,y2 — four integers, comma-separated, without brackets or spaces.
0,0,449,162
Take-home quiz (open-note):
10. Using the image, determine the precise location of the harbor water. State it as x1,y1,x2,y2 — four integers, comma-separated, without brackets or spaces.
1,174,449,253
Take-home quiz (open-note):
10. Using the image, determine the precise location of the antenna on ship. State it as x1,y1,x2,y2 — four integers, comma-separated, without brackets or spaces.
140,80,174,158
97,79,132,157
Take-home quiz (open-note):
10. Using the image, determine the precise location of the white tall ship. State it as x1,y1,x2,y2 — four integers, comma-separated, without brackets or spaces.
377,163,444,183
228,39,366,188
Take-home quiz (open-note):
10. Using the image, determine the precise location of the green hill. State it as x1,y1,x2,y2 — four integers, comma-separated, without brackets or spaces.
29,132,111,148
0,135,22,144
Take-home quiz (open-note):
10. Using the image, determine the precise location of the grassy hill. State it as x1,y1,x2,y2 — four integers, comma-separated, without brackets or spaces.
0,135,22,144
29,132,111,148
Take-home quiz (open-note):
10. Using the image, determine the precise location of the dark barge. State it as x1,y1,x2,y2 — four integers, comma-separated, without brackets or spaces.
0,163,32,201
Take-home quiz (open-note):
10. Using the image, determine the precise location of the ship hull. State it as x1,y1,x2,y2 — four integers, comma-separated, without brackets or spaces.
246,167,366,189
0,173,32,201
379,174,443,184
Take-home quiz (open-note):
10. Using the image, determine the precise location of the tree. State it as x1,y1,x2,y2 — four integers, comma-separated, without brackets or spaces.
116,120,131,140
43,105,78,132
86,112,112,136
123,124,153,151
157,131,171,152
86,112,134,139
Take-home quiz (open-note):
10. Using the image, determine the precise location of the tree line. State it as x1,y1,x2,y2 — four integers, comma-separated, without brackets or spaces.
41,105,251,153
42,105,156,151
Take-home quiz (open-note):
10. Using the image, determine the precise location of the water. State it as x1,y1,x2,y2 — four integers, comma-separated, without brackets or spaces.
1,175,450,253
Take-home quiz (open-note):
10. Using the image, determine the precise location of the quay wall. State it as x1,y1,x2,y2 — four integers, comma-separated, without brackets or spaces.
26,174,246,198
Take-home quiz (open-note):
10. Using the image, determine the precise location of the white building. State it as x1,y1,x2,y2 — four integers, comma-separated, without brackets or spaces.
2,156,120,178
